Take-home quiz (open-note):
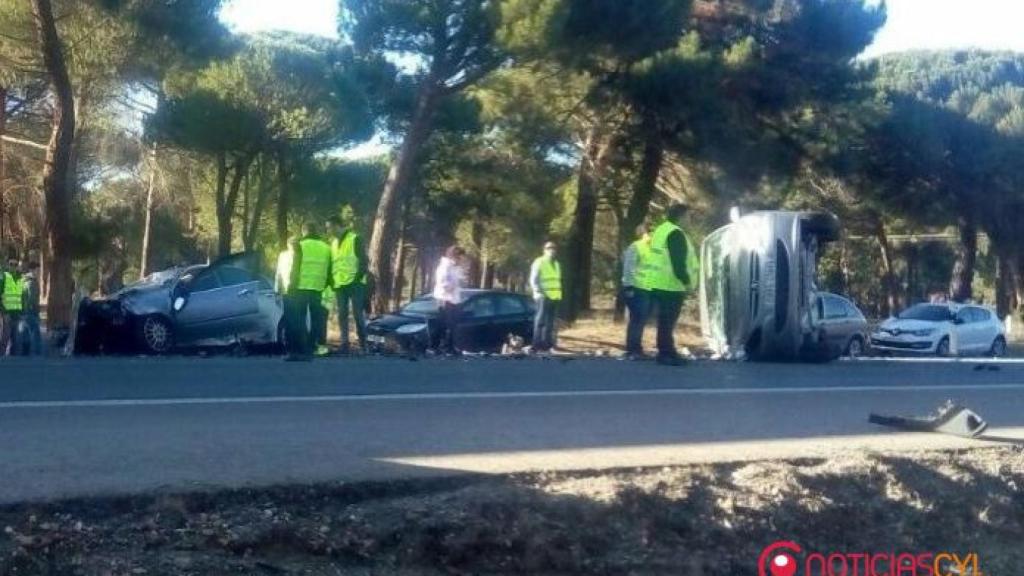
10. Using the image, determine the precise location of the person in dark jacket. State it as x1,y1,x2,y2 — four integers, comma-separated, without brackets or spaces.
648,203,699,366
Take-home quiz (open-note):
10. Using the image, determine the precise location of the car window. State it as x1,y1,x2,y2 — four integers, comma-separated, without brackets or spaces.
462,296,497,318
898,304,953,322
969,307,990,323
824,296,846,319
187,270,220,292
216,266,255,287
496,295,527,315
403,298,439,316
843,301,863,320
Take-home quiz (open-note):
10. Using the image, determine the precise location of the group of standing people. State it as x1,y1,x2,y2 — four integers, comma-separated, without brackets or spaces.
1,256,43,356
273,202,698,364
275,217,369,361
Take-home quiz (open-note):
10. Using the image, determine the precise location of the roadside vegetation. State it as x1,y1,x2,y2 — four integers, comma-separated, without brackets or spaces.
2,0,1024,340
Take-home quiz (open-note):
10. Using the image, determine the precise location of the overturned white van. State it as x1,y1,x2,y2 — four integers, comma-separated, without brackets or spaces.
699,210,840,361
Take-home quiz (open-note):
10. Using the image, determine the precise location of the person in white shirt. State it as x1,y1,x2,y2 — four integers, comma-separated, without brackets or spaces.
433,245,467,354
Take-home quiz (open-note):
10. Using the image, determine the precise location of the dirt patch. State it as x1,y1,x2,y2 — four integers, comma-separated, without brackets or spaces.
3,447,1023,575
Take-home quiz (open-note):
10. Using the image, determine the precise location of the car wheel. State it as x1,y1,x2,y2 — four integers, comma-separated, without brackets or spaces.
935,336,951,357
990,336,1007,358
802,212,840,242
846,336,865,358
136,315,174,354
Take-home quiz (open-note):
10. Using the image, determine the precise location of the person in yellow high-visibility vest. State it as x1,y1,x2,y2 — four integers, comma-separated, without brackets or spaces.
529,241,562,352
284,222,332,361
648,203,700,366
327,215,369,354
2,257,25,356
622,224,654,359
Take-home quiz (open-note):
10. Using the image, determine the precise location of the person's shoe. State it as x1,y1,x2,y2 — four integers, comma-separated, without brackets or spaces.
338,343,351,355
656,353,687,366
315,345,330,357
623,351,648,361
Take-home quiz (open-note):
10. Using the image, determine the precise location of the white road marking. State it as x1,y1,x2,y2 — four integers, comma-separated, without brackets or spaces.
2,382,1024,409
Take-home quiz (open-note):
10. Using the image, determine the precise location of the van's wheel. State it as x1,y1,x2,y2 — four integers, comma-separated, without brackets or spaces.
990,336,1007,358
803,212,841,242
936,336,951,357
846,336,865,358
136,316,174,354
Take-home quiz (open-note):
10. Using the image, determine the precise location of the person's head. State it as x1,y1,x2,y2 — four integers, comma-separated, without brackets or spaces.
635,223,649,240
445,245,466,263
326,216,344,236
24,261,39,275
6,257,19,273
543,241,557,258
302,221,320,238
664,202,689,226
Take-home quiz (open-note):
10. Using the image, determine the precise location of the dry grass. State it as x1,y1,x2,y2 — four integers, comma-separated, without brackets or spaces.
556,308,704,355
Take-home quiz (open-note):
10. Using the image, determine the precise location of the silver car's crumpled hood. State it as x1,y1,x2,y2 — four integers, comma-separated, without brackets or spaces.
877,318,946,333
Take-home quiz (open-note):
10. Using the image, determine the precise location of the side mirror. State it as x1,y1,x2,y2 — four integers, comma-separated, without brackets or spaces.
173,296,186,312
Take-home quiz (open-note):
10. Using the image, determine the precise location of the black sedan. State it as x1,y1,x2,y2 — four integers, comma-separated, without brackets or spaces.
366,290,535,353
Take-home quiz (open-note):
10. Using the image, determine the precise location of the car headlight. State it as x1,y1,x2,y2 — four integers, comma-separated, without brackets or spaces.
908,329,935,337
395,323,428,336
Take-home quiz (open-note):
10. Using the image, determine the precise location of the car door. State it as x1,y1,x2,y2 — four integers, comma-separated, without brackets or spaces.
952,307,980,353
455,295,500,351
968,307,995,353
818,295,850,352
173,266,257,343
213,265,264,337
493,294,532,342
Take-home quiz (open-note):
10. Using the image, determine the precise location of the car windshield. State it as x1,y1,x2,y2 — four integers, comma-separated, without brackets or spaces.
402,297,439,316
897,304,953,322
116,268,183,295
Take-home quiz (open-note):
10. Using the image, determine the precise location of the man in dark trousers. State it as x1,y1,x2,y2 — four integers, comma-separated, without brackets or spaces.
327,215,370,354
648,203,700,366
286,222,332,361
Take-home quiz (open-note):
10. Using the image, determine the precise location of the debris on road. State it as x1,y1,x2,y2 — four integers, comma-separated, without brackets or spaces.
869,400,989,438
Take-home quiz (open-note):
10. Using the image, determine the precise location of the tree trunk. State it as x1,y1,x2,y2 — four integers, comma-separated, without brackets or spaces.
563,128,613,321
32,0,76,332
276,151,290,249
469,219,484,288
0,86,7,250
245,162,270,251
368,82,439,314
948,212,977,302
139,148,157,279
215,152,253,258
214,152,230,258
875,221,898,317
391,229,406,311
409,255,419,301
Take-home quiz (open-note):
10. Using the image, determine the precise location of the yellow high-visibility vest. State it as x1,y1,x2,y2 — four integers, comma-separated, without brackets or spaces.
631,237,656,291
2,272,23,311
331,232,364,287
296,238,331,292
533,256,562,301
649,221,699,293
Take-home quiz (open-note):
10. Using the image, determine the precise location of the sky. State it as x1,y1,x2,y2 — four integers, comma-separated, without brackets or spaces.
220,0,1024,58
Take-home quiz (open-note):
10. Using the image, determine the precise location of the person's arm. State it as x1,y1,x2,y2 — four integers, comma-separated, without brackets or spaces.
529,259,542,298
621,244,638,288
290,242,303,291
666,230,689,286
324,241,333,289
354,234,369,281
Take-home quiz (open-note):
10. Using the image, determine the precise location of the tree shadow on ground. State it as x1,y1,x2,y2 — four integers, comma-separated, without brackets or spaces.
1,449,1023,575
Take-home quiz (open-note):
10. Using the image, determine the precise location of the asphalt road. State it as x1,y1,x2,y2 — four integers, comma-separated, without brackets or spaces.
2,355,1024,504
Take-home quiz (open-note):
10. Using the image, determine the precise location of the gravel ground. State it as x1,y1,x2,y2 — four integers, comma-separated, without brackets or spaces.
3,446,1024,575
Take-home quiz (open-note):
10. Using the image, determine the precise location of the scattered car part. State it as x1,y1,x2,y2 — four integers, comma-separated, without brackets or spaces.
868,400,989,438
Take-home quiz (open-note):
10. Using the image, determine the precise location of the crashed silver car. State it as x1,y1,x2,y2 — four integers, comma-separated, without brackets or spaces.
699,210,840,361
74,253,284,354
